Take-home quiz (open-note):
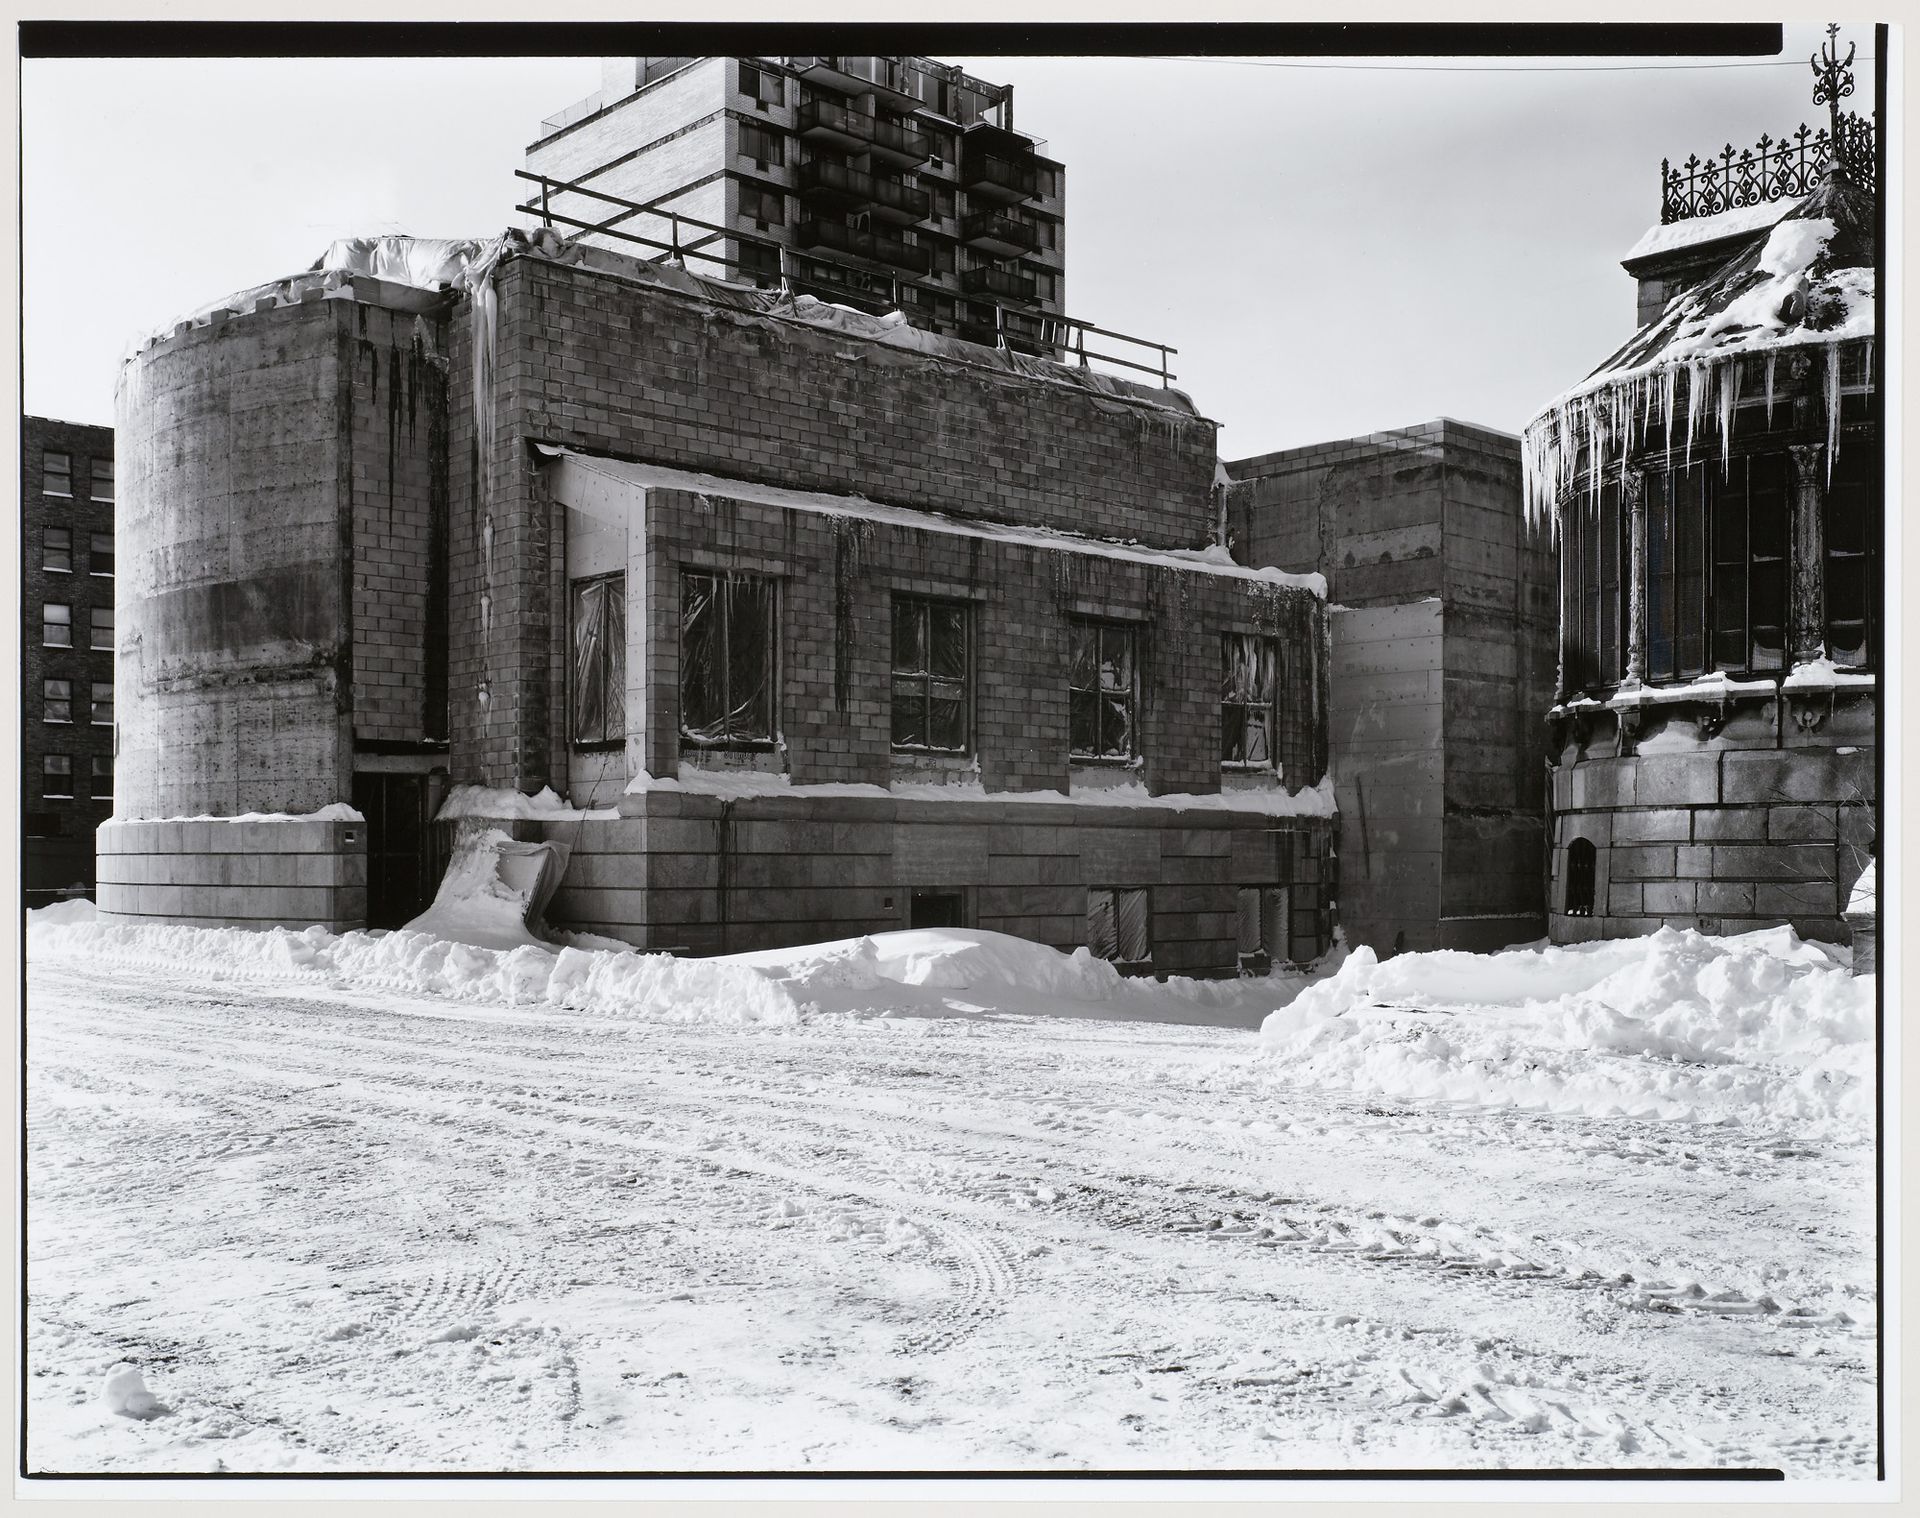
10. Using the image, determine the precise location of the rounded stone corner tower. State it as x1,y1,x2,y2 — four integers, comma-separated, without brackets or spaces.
103,263,459,931
1526,158,1878,948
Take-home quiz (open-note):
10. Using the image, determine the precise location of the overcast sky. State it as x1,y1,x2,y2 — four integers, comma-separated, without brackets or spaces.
21,25,1875,458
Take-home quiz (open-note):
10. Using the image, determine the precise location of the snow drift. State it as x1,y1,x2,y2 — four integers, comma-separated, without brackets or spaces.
1258,927,1872,1130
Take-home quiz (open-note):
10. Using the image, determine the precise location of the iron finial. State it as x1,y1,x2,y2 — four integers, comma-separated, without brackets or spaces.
1811,22,1857,139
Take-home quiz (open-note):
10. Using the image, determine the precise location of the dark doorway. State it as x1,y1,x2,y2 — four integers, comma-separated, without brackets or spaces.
352,772,443,928
910,890,965,929
1564,837,1597,917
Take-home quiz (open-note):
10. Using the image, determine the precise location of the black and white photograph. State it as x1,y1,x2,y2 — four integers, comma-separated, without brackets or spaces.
17,18,1893,1496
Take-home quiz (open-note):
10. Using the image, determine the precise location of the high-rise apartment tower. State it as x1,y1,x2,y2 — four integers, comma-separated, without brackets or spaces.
524,56,1066,351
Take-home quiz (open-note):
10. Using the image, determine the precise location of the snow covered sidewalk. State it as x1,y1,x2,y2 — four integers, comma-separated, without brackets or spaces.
23,914,1878,1479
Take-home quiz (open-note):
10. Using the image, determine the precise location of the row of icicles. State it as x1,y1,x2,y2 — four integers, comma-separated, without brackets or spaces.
1520,335,1869,532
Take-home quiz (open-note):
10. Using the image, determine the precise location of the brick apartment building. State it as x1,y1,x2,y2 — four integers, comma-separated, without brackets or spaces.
524,55,1069,353
101,231,1334,974
1226,421,1557,953
22,416,115,907
1523,63,1878,946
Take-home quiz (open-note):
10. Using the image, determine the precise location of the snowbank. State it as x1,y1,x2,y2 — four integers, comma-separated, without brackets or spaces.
112,804,363,824
27,899,98,926
24,918,1324,1035
1258,927,1872,1130
26,916,801,1028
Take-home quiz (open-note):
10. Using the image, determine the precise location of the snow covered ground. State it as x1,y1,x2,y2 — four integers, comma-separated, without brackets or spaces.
24,914,1877,1478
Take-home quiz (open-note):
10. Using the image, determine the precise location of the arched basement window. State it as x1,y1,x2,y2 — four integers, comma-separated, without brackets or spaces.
1565,838,1597,917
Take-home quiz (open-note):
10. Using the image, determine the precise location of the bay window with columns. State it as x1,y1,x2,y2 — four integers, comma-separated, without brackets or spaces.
1557,376,1877,699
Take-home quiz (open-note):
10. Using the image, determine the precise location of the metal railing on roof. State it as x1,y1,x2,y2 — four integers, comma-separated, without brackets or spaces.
514,169,1177,387
1659,113,1875,224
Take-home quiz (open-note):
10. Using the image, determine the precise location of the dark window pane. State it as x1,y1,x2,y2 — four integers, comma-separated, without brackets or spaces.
928,696,966,750
893,598,923,672
1069,689,1100,755
1116,888,1151,964
1101,694,1134,758
726,575,775,741
43,527,71,573
1242,707,1272,765
1087,889,1118,960
892,677,925,747
929,604,968,679
680,573,724,740
1069,620,1095,689
1236,888,1262,956
1101,628,1134,693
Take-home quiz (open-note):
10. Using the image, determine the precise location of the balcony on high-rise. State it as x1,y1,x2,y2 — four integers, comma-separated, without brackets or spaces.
796,218,932,274
796,98,932,167
958,123,1040,206
959,209,1038,259
798,159,931,224
960,263,1037,302
786,55,920,110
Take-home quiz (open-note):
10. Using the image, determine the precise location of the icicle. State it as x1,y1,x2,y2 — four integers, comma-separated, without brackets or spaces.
1718,358,1739,477
1763,351,1777,426
1661,366,1677,457
1824,341,1842,483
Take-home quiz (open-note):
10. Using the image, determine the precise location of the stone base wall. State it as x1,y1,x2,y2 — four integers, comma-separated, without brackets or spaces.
95,819,368,931
536,792,1335,975
1548,705,1875,945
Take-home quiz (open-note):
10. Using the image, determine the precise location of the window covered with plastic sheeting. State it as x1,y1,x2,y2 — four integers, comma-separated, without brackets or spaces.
570,573,626,747
892,597,971,752
680,569,778,747
1236,884,1290,974
1088,886,1151,973
1220,632,1277,767
1068,618,1138,761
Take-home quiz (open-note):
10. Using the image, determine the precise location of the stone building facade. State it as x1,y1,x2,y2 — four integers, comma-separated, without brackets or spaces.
23,416,117,907
1525,155,1877,946
104,233,1334,973
1225,420,1556,953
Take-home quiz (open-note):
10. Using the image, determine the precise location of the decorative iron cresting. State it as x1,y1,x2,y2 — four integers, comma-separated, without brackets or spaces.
1658,24,1874,224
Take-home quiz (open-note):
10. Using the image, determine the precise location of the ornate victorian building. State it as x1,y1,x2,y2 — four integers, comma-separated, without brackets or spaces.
1525,32,1879,946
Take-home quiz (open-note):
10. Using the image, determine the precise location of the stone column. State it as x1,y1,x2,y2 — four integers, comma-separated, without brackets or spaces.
1789,443,1827,666
1622,469,1647,688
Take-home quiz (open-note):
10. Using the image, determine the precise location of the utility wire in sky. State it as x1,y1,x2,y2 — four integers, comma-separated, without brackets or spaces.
1142,55,1871,75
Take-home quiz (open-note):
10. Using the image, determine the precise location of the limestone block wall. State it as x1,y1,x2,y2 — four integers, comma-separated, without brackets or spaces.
95,818,368,931
115,299,358,818
1548,696,1875,944
539,790,1334,972
1328,600,1444,953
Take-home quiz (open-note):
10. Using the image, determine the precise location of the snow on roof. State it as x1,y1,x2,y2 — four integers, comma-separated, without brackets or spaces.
1620,201,1795,266
540,448,1328,598
1522,166,1876,523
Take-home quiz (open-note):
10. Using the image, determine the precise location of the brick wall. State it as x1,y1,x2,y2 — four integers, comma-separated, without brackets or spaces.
450,249,1220,790
557,482,1324,803
24,417,117,902
346,302,452,744
115,300,356,817
96,818,367,930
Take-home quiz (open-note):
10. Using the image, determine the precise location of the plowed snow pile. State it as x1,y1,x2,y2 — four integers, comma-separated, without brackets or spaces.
1257,926,1872,1131
22,918,1312,1031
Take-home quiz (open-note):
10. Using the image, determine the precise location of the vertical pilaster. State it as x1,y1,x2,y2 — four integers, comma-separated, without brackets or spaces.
1623,469,1647,688
1789,443,1827,666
